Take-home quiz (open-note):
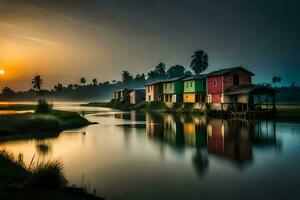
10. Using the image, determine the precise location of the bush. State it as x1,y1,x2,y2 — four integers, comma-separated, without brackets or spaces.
35,99,53,114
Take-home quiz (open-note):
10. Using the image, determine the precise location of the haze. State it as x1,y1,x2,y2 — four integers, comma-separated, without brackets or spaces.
0,0,299,90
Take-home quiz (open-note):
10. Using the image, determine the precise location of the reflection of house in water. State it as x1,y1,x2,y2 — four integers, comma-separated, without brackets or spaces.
146,113,207,149
163,114,184,146
146,113,164,138
114,111,146,128
207,118,279,166
252,120,279,149
181,115,207,148
207,119,252,165
114,111,146,122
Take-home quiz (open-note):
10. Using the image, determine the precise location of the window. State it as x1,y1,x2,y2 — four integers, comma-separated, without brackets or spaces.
148,95,151,101
190,82,192,87
186,82,188,88
233,74,240,85
213,80,217,87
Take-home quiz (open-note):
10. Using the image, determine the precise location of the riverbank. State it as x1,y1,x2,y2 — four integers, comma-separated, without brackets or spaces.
0,150,103,200
81,101,204,114
82,101,300,122
0,104,36,111
0,110,93,137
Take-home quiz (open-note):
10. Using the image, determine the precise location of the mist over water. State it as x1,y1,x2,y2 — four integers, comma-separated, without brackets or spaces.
0,103,300,200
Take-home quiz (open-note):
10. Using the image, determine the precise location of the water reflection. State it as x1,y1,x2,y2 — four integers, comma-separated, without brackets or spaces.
143,112,279,169
0,105,299,200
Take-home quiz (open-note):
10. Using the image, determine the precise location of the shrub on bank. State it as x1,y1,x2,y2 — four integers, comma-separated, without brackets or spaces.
35,99,53,114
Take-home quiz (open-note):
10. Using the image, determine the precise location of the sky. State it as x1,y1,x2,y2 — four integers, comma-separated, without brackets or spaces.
0,0,299,90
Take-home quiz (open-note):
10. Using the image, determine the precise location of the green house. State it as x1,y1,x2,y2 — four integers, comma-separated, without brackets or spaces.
183,75,206,103
162,76,187,103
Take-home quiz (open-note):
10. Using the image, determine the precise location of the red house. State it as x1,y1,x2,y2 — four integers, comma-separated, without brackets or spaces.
206,67,254,103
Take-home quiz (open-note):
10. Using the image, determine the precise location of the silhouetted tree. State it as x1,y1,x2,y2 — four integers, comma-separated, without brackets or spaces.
154,62,167,79
122,70,133,84
190,50,208,74
92,78,98,85
80,77,87,85
272,76,282,87
67,84,74,90
32,75,43,92
147,70,157,81
2,87,15,96
290,82,296,88
54,83,63,93
167,65,186,78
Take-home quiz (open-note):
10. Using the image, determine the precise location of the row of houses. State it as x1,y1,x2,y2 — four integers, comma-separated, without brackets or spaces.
114,67,277,112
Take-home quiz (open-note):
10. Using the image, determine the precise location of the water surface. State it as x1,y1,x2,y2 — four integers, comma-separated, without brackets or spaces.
1,103,299,200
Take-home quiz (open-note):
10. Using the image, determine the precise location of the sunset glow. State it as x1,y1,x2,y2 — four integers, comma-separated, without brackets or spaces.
0,70,5,75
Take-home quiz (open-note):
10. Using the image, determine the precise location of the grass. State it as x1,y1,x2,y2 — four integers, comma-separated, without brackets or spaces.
0,104,36,111
274,104,300,122
0,110,91,136
0,150,103,200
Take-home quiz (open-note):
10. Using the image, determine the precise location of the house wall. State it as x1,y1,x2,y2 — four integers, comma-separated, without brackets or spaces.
146,84,163,101
130,91,136,104
207,76,223,94
163,82,175,94
184,80,206,93
184,93,196,103
184,80,195,93
223,70,252,90
174,81,184,94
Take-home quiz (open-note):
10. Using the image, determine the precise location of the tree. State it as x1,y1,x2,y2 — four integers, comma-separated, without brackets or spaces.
190,50,208,74
147,70,157,81
54,83,63,93
272,76,282,87
2,87,15,96
80,77,86,85
32,75,43,92
167,65,186,78
92,78,98,85
154,62,166,79
121,70,133,84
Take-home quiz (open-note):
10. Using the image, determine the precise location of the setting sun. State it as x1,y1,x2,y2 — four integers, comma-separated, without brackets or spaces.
0,69,5,75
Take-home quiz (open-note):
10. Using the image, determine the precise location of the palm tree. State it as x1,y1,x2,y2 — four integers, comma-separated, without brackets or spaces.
147,70,157,81
272,76,282,87
92,78,98,85
80,77,86,85
121,70,133,84
32,75,43,92
190,50,208,74
154,62,166,78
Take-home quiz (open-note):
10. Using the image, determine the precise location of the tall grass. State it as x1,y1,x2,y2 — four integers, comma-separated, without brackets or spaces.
0,150,67,189
27,160,68,189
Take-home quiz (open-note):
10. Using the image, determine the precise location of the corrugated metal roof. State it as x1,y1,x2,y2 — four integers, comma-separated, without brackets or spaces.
145,79,166,86
145,75,191,85
225,84,277,95
160,75,189,83
182,74,207,81
206,67,255,77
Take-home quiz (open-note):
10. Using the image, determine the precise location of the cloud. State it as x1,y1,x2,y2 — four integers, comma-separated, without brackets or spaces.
13,34,58,45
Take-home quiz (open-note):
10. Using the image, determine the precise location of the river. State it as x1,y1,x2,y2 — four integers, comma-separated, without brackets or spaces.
0,102,300,200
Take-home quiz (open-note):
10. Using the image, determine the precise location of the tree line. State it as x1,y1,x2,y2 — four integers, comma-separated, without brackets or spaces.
0,50,209,101
0,49,298,102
